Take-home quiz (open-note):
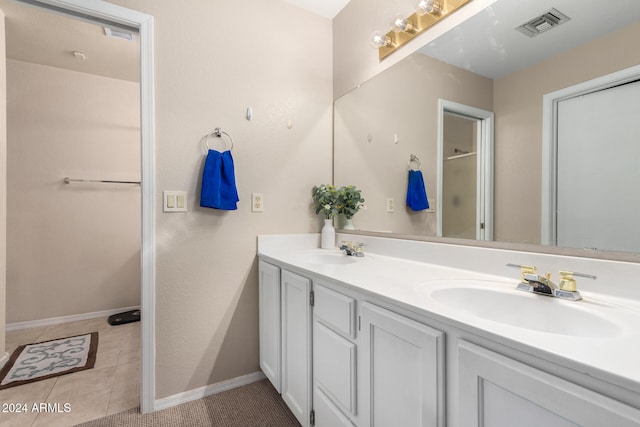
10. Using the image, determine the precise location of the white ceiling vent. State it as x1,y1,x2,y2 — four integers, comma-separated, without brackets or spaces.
515,8,571,38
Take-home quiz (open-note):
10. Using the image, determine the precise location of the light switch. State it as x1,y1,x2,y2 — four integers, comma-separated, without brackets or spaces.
164,191,187,212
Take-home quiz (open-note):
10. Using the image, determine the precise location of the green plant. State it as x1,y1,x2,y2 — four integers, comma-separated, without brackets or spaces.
312,184,339,219
338,185,365,219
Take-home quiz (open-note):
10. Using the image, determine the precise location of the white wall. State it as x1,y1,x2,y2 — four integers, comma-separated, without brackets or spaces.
6,60,141,323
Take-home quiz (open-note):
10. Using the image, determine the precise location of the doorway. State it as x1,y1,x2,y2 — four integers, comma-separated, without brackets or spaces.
1,0,155,415
437,99,494,240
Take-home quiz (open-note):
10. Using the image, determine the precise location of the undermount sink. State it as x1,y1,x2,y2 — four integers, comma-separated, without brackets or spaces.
423,280,623,338
293,250,361,265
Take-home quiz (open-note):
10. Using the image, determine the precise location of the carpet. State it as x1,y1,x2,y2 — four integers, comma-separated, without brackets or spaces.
0,332,98,390
75,379,300,427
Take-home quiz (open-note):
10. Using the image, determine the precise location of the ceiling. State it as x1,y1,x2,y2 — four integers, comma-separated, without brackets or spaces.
0,0,140,82
419,0,640,79
0,0,351,83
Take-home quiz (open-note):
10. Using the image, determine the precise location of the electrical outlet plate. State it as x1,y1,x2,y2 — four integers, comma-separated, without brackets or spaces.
386,197,395,212
252,193,264,212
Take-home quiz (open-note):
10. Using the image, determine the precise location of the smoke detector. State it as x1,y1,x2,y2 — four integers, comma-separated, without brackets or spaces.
515,8,571,38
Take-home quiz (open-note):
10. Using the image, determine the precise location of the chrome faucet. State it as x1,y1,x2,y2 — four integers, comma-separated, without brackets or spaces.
506,264,596,301
339,241,366,257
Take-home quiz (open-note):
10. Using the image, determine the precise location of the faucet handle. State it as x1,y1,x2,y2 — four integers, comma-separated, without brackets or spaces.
558,270,596,292
506,263,537,282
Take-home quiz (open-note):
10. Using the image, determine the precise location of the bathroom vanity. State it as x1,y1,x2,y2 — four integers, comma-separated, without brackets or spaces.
257,234,640,427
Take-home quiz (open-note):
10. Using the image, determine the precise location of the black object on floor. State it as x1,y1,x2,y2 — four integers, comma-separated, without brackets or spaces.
108,310,141,326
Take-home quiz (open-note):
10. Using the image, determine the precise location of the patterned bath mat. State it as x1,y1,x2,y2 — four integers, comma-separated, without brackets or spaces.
0,332,98,390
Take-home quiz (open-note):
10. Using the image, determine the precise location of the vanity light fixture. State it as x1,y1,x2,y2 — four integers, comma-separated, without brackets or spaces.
373,0,471,61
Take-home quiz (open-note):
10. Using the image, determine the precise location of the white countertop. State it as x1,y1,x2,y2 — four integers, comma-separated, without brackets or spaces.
258,233,640,396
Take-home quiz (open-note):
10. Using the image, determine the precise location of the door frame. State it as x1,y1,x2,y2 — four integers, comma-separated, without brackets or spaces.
12,0,156,413
541,64,640,246
437,99,494,240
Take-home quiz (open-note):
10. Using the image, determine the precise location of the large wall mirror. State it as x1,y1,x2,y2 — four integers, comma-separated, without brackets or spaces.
334,0,640,257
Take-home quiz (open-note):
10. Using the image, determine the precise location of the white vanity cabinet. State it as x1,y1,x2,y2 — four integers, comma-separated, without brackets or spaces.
360,302,445,427
457,341,640,427
258,261,312,427
258,254,640,427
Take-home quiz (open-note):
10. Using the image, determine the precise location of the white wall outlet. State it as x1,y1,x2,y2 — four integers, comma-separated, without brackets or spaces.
163,191,187,212
252,193,264,212
386,197,395,213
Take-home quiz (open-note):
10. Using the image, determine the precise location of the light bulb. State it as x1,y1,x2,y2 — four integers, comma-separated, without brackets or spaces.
391,15,416,33
370,30,392,48
416,0,442,16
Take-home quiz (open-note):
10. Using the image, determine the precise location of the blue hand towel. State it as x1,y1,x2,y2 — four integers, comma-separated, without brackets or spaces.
200,149,239,210
406,169,430,211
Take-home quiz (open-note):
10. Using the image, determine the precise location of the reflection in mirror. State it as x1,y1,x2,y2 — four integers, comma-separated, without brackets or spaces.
442,112,478,240
333,0,640,255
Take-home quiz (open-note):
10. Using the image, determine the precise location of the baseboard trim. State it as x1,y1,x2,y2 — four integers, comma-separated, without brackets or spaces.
154,371,267,412
5,306,141,332
0,352,9,370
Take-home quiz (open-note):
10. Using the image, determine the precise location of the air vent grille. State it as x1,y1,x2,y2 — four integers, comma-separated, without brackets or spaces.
515,8,571,38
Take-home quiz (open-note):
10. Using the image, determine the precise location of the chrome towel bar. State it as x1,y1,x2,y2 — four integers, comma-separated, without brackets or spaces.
64,177,141,185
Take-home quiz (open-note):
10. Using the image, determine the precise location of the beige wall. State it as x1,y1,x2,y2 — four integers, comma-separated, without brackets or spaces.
493,22,640,244
102,0,333,398
0,10,6,360
334,53,492,234
6,60,141,323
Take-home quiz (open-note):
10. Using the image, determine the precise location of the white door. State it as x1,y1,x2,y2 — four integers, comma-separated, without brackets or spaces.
258,261,281,392
281,270,312,427
556,79,640,252
360,302,444,427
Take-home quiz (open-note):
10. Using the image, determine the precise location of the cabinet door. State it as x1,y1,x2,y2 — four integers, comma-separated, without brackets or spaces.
281,270,312,427
315,386,357,427
458,341,640,427
360,302,445,427
258,261,281,392
314,322,357,417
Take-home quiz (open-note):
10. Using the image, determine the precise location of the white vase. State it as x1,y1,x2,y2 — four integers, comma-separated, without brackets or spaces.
321,218,335,249
343,217,355,230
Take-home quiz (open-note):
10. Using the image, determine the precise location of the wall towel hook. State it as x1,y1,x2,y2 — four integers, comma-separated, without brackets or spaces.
408,154,421,170
205,127,234,151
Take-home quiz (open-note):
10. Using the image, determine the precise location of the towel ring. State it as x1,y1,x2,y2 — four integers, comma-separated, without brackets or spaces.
408,154,421,170
205,127,234,151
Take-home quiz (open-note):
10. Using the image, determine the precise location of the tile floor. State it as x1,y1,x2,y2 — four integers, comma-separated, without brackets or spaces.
0,317,140,427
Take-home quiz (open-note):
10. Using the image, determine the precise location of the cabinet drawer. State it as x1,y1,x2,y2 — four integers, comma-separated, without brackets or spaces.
314,284,356,338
